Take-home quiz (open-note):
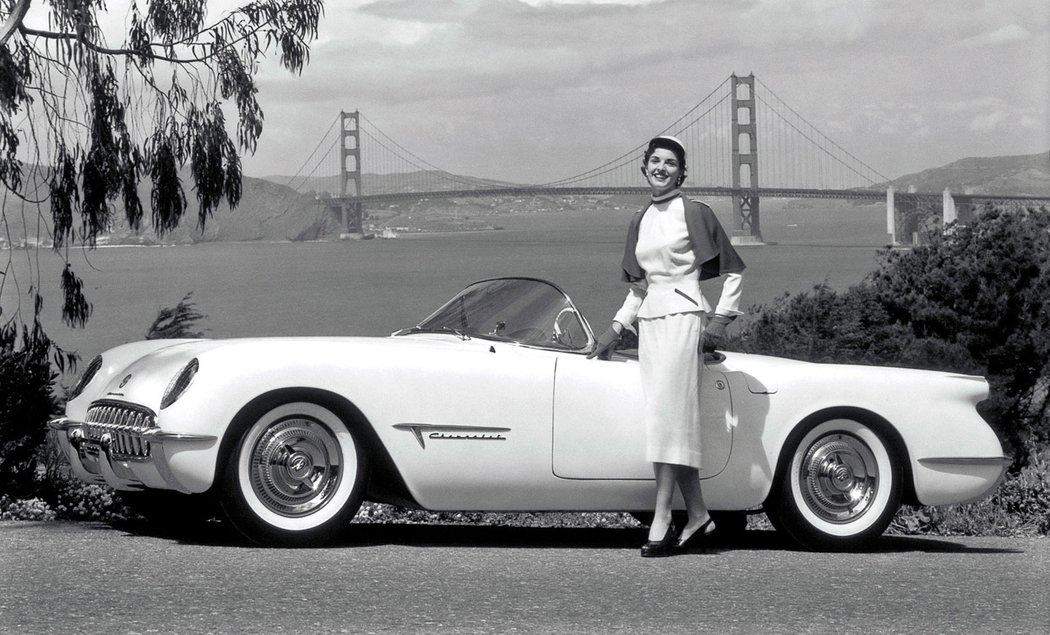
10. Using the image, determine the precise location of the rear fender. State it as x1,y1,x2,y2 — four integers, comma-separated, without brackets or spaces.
765,406,914,507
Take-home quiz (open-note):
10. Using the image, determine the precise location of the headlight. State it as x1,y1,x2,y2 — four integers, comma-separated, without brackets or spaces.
69,355,103,400
161,359,199,409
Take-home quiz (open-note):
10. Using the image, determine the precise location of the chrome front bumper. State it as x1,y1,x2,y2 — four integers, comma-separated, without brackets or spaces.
49,417,217,494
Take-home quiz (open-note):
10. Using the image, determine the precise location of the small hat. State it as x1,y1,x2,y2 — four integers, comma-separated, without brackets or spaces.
647,135,686,162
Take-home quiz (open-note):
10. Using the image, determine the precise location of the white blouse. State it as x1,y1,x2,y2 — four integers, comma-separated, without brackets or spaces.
613,196,743,328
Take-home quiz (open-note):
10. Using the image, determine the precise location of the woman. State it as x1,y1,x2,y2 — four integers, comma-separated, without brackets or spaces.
590,135,745,557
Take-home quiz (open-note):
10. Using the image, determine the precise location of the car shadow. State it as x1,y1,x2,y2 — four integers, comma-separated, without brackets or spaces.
99,519,1024,554
696,531,1024,555
864,534,1025,555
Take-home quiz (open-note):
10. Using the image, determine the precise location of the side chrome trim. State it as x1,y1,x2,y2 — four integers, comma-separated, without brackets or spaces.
918,456,1012,467
393,423,511,450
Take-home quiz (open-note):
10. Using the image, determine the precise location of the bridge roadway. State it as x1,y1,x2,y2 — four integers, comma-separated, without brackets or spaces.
339,186,1050,206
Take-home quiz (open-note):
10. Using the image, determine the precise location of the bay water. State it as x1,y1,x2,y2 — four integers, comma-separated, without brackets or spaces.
2,202,890,382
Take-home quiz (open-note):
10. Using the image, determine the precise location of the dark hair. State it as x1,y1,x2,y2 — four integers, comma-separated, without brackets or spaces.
641,138,688,186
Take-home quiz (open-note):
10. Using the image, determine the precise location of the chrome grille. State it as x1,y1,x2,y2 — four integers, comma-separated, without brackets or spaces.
85,401,158,459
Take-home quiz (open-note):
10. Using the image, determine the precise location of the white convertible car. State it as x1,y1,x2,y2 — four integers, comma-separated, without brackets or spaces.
50,277,1009,549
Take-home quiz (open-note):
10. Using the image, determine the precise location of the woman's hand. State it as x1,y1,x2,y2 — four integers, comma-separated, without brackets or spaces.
588,323,622,359
701,314,735,353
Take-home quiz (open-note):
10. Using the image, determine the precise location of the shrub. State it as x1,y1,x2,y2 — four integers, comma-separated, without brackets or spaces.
734,282,977,372
0,495,56,521
733,204,1050,461
145,292,208,339
46,478,127,521
870,205,1050,455
0,311,64,498
350,502,639,529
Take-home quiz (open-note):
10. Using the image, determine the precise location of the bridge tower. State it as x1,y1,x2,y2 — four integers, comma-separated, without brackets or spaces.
339,110,364,233
731,73,763,243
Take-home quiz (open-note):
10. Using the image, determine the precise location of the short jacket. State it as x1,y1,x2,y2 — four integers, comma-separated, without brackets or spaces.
620,195,746,283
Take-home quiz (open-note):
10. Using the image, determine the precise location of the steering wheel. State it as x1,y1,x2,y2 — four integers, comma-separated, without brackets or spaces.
552,306,580,348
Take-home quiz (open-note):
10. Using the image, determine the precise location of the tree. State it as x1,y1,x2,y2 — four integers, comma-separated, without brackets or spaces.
145,291,207,338
0,1,323,499
0,0,324,331
0,301,59,498
733,204,1050,459
869,205,1050,454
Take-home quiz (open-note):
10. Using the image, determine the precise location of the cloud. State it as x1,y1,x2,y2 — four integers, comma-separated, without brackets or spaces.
241,0,1050,182
969,110,1010,132
740,0,888,46
960,23,1032,47
520,0,670,5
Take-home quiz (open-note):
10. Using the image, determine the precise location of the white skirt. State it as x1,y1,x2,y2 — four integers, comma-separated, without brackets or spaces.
638,312,704,468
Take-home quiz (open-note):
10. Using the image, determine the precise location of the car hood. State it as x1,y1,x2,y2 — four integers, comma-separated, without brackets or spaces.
75,334,525,413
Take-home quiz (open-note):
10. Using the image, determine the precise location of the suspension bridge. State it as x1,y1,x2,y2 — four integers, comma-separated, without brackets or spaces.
284,74,1047,245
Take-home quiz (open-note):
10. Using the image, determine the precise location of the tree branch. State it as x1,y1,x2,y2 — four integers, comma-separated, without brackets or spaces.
0,0,31,46
19,16,276,66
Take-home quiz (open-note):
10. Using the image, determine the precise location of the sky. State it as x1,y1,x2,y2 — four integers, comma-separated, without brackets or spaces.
50,0,1050,184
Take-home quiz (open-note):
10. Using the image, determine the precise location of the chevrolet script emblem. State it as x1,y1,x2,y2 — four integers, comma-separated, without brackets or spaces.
118,374,133,389
393,423,510,449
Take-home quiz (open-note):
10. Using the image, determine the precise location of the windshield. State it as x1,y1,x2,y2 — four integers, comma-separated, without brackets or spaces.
398,278,594,351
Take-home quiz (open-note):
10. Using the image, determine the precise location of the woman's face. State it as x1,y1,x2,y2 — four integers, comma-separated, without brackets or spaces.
644,148,681,197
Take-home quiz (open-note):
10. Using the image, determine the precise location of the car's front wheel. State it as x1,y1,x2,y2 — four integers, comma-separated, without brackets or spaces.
770,416,902,551
219,400,368,546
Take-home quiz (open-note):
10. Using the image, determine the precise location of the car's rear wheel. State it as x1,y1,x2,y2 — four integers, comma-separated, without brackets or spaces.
771,417,902,551
219,400,368,546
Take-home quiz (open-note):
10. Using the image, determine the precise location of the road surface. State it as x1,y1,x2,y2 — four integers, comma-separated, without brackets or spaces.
1,521,1047,634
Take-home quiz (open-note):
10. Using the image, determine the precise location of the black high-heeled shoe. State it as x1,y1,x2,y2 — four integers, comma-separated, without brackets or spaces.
640,523,677,558
675,518,716,552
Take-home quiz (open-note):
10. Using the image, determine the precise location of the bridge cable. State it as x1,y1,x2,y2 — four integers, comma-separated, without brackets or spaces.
543,92,732,188
359,125,502,190
757,95,881,188
359,114,505,190
359,126,500,191
283,114,341,192
540,76,731,187
757,78,890,184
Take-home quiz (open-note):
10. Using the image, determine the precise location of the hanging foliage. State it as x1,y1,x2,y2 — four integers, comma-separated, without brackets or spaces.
0,0,325,322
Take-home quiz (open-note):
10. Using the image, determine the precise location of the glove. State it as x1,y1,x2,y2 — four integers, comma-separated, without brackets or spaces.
701,314,736,353
587,324,621,359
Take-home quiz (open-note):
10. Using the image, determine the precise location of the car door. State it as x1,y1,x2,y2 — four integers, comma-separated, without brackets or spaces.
551,353,734,480
375,339,560,509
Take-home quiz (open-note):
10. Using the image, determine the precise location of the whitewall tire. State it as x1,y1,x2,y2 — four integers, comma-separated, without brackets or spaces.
772,417,902,551
219,400,368,546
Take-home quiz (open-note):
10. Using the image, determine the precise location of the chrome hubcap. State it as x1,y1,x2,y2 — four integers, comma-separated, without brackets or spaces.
798,433,878,523
248,417,342,517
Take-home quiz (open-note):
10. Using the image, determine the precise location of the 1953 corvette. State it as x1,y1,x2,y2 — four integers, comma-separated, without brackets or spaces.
49,277,1010,549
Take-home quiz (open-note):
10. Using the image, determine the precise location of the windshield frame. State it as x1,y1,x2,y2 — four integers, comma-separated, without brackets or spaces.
393,277,596,353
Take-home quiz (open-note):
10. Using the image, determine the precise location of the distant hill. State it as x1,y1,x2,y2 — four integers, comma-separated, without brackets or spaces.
1,171,333,246
264,170,515,196
887,152,1050,197
4,152,1047,247
267,152,1050,199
